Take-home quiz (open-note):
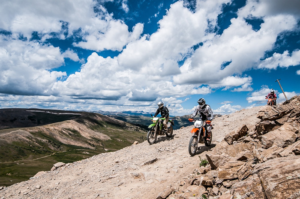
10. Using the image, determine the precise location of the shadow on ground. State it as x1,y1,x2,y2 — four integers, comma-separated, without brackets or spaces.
194,143,216,155
155,134,176,143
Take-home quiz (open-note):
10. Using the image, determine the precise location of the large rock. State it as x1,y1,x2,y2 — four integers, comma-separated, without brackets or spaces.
279,140,300,157
224,125,248,145
237,162,253,181
230,174,265,199
217,161,244,180
254,156,300,198
261,122,298,149
206,154,230,170
51,162,65,171
156,186,174,199
255,120,278,135
259,145,283,162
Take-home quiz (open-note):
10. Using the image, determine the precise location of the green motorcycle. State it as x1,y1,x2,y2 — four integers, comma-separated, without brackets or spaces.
147,116,174,145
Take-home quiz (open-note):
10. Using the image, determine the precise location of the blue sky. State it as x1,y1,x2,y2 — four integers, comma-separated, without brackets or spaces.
0,0,299,115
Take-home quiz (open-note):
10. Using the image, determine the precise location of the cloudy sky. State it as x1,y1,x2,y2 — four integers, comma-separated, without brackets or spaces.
0,0,299,115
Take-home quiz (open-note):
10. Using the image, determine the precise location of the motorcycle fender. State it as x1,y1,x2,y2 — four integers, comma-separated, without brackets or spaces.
148,124,156,128
191,128,199,135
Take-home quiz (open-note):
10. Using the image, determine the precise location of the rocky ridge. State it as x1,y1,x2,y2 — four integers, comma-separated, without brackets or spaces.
164,95,300,199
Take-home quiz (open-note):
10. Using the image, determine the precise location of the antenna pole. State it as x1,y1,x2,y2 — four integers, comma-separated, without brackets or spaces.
275,79,288,101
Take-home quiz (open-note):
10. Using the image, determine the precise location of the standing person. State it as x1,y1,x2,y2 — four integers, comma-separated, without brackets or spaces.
190,98,213,140
266,90,277,105
154,101,169,131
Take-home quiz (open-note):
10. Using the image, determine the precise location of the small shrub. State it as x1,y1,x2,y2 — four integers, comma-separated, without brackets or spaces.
199,156,208,167
202,194,208,199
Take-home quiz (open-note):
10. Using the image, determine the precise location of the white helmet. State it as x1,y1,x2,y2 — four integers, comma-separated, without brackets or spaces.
157,101,164,108
197,98,206,108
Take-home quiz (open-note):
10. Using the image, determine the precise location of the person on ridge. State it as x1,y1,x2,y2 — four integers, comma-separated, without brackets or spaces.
154,101,169,131
190,98,213,140
266,90,277,105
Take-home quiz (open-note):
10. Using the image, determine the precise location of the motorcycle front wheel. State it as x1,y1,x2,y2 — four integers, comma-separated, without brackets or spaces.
188,136,198,156
166,125,173,137
147,129,157,145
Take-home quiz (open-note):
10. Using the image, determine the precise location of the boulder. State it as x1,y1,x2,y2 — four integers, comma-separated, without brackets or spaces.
259,145,283,162
51,162,65,171
254,156,300,198
217,161,244,180
231,150,254,162
279,140,300,157
200,176,213,187
224,125,248,145
255,120,278,135
206,154,230,170
230,174,265,199
156,186,174,199
261,122,298,149
237,162,253,181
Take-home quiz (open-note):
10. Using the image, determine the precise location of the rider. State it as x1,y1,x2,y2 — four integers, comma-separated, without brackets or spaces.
190,98,213,140
154,101,169,131
266,90,277,105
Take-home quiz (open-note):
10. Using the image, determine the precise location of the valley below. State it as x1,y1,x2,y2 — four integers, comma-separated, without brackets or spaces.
0,109,146,186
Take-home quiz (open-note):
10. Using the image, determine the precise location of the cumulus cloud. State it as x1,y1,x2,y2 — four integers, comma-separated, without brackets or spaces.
209,76,253,91
174,15,297,85
0,0,142,51
221,101,233,104
297,70,300,75
258,50,300,69
0,35,66,95
213,104,242,114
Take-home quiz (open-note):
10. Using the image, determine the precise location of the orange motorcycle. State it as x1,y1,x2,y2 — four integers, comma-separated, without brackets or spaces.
265,96,276,106
188,118,212,156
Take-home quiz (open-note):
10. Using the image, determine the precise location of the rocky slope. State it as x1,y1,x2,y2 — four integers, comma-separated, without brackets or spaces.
164,95,300,199
0,103,263,198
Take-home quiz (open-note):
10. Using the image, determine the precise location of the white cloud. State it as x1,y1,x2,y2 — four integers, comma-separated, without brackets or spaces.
62,49,82,62
0,0,142,52
238,0,300,19
297,70,300,75
258,50,300,69
0,35,66,95
278,92,298,103
209,76,253,91
221,101,233,104
174,15,297,85
122,0,129,13
213,104,242,115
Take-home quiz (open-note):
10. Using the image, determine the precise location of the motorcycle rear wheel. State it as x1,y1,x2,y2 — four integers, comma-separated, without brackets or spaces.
166,125,173,137
147,129,157,145
188,136,198,156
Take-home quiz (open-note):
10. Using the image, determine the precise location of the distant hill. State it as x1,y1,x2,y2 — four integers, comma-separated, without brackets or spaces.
0,109,146,186
97,110,223,130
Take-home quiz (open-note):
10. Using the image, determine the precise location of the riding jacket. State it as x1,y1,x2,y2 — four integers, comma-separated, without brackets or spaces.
191,104,213,121
154,106,169,118
266,93,277,99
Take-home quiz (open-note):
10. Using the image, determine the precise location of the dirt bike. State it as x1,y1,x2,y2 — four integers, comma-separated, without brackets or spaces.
147,117,174,145
188,118,212,156
265,96,276,106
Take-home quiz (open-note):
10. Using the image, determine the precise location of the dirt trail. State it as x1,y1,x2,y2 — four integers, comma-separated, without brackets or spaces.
0,107,261,199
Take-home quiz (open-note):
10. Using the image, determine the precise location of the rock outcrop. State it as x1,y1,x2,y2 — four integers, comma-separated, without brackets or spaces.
166,95,300,199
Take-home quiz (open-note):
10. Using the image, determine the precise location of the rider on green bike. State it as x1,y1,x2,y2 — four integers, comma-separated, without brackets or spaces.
154,101,169,132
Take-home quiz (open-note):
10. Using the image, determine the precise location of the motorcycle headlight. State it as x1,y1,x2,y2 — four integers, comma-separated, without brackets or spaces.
194,121,203,128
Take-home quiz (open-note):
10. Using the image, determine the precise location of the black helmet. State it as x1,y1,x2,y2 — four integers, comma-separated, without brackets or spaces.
157,101,164,108
197,98,206,108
